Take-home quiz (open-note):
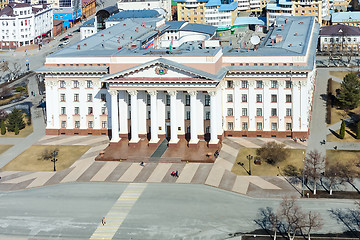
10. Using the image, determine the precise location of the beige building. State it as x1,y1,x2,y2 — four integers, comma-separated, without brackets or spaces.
0,0,8,9
176,0,206,24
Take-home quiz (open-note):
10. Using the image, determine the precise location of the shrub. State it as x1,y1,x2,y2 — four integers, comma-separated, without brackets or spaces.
0,120,6,135
15,86,25,92
14,124,19,135
6,108,25,132
357,121,360,139
256,141,289,165
340,120,346,139
282,164,300,176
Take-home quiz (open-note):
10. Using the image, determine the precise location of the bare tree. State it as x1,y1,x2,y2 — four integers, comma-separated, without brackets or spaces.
336,161,360,193
323,164,340,195
0,85,12,98
254,207,279,239
9,62,22,80
301,211,323,240
304,150,326,195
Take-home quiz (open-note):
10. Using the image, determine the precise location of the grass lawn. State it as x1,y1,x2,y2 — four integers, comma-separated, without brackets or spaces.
326,150,360,169
1,145,91,171
329,70,357,80
231,148,305,176
0,145,13,154
0,114,33,138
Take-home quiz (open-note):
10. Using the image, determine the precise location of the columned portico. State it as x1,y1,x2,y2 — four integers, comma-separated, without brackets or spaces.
169,90,179,146
208,90,219,147
148,90,160,146
128,90,140,144
110,90,120,142
188,90,199,146
118,90,128,138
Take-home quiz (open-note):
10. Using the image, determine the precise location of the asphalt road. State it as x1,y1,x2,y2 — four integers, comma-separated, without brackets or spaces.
0,183,356,239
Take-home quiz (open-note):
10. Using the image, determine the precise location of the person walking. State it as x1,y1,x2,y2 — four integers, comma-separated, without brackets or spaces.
102,217,106,226
175,171,179,178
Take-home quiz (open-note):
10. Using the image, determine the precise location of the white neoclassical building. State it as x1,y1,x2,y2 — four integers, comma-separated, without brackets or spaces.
38,15,319,148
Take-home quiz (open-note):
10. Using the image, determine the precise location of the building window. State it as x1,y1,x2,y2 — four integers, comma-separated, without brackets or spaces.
227,108,233,116
256,80,263,88
242,122,248,130
227,80,233,88
228,122,233,130
257,122,262,130
271,94,277,103
87,94,93,102
73,80,79,88
74,107,79,115
74,93,79,101
60,93,65,101
75,121,80,128
242,94,247,102
205,95,210,106
167,111,170,120
61,107,66,115
256,94,262,103
59,80,65,88
186,111,190,120
271,108,277,116
205,111,210,120
61,121,66,128
128,95,131,106
102,107,107,115
242,108,247,116
241,80,248,88
227,94,233,102
285,81,292,88
88,121,93,128
185,94,190,106
187,126,190,133
271,80,278,88
206,126,210,133
286,123,292,130
256,108,262,116
286,108,292,116
286,94,292,103
166,94,170,106
88,107,93,115
86,80,93,88
147,94,150,106
272,122,277,130
102,121,107,128
101,93,106,102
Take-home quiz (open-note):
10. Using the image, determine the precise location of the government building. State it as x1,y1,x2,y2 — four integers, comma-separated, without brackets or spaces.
38,16,319,149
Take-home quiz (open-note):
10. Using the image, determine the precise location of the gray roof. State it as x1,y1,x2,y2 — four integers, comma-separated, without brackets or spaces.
181,23,217,36
81,18,95,27
37,66,109,73
96,5,119,16
164,21,187,30
106,10,160,22
320,24,360,36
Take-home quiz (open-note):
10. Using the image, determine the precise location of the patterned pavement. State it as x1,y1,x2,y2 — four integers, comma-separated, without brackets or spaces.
0,136,306,198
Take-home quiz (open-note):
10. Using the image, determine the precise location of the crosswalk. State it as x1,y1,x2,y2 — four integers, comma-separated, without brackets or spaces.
90,183,147,240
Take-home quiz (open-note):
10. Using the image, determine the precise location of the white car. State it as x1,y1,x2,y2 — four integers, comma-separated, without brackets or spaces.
63,40,70,45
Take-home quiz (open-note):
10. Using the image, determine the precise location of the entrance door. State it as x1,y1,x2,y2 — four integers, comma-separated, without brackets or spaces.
166,125,171,141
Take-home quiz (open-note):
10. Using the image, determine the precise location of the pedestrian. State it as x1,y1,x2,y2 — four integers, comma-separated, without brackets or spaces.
140,161,144,166
102,217,106,226
175,171,179,177
171,171,175,177
334,146,337,150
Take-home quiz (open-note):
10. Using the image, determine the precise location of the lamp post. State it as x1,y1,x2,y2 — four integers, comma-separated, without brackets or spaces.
50,150,58,172
302,151,305,197
246,154,253,175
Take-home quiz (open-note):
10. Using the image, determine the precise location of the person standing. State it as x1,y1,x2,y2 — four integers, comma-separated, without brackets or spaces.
102,217,106,226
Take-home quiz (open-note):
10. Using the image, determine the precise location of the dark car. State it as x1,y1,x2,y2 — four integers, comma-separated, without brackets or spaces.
60,37,69,42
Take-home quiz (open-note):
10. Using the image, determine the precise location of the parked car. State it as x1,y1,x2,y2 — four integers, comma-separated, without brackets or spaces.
63,40,70,45
67,34,73,37
58,43,64,48
60,37,68,42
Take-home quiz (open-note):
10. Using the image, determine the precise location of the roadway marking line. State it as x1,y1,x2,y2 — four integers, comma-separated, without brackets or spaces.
89,183,147,240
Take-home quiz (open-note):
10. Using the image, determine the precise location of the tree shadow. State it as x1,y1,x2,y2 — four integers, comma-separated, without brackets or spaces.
346,129,356,139
329,129,341,139
320,93,328,102
329,208,360,238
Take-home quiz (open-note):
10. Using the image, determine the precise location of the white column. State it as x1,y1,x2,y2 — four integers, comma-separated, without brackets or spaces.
157,91,166,136
149,90,159,143
137,90,147,136
263,81,270,131
66,83,73,129
109,90,120,142
292,81,300,131
128,90,140,143
248,81,256,131
79,81,87,129
119,90,128,136
188,90,199,144
300,82,308,131
278,82,285,131
169,90,179,144
93,86,101,130
209,90,219,144
197,91,204,136
234,81,241,131
216,88,223,135
177,91,185,136
45,80,57,128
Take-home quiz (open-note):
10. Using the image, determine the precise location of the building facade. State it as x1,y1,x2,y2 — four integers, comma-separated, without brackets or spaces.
38,16,319,146
319,24,360,52
81,0,95,19
0,2,53,49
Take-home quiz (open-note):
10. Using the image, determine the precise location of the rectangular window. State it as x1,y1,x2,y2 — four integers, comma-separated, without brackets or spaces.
102,107,107,115
88,121,93,128
256,94,262,103
286,108,292,116
204,95,210,106
271,80,278,88
227,94,233,102
186,111,190,120
88,107,93,115
227,108,233,116
87,94,93,102
206,126,210,133
148,110,151,120
185,94,190,106
205,111,210,120
73,80,79,88
286,94,292,103
227,80,233,88
242,108,248,116
61,121,66,128
147,94,150,106
271,94,277,103
59,80,65,88
286,123,292,130
256,80,263,88
256,108,262,116
61,107,66,115
167,111,170,120
75,121,80,128
285,81,292,88
242,122,248,130
60,93,65,101
241,80,248,88
74,107,79,115
74,93,79,102
166,95,170,106
242,94,247,102
271,108,277,116
272,122,277,130
257,122,262,130
101,93,106,102
86,80,93,88
102,121,107,128
228,122,233,130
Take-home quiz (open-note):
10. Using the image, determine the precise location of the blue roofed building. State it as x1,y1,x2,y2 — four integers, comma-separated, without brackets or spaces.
53,0,82,28
332,11,360,27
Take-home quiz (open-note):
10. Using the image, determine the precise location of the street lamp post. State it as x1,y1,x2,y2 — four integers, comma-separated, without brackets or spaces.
50,150,58,172
302,151,305,197
246,154,253,175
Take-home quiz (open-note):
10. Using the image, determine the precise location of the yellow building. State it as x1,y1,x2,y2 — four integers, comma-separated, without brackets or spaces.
0,0,8,9
176,0,207,23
